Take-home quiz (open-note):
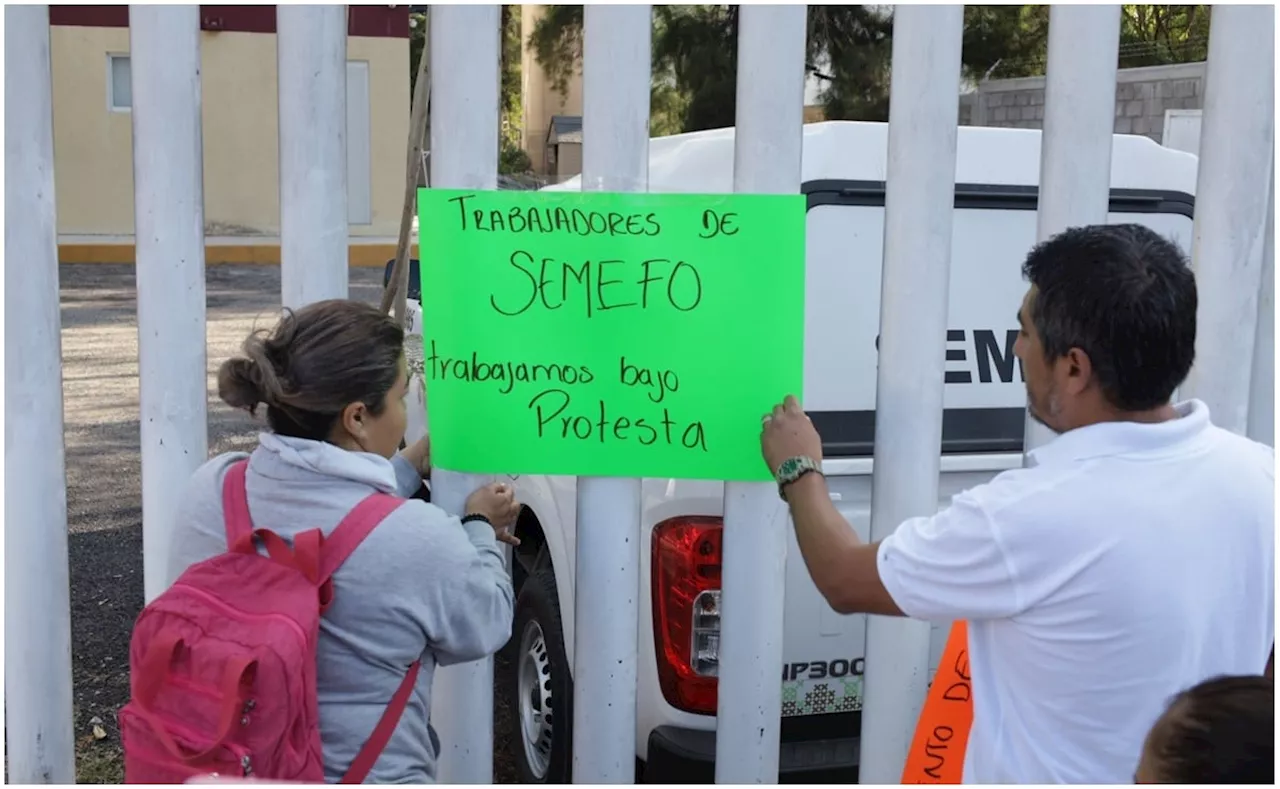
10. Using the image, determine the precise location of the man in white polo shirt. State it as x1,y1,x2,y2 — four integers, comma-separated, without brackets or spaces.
761,224,1274,783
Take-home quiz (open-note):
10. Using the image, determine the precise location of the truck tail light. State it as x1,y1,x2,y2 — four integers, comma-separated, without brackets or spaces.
651,516,722,715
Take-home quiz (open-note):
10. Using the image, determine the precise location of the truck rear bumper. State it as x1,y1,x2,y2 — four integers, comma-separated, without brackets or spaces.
643,723,860,784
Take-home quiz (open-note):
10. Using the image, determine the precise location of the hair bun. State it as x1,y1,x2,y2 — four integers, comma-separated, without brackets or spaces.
218,301,404,440
217,356,265,412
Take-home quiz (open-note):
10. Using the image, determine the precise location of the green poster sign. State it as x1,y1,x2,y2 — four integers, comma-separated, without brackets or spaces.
417,187,805,482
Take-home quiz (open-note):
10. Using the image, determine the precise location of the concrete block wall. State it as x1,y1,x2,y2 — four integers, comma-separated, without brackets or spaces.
965,61,1206,144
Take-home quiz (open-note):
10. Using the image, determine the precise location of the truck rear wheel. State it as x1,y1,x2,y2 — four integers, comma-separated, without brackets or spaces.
510,551,573,784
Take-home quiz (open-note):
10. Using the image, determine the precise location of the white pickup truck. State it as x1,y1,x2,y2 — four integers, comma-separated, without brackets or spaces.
400,120,1199,783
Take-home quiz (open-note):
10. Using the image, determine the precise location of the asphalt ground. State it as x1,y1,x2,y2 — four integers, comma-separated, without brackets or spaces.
54,263,518,783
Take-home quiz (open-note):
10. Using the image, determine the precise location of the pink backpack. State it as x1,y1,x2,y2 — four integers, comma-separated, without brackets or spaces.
120,460,418,784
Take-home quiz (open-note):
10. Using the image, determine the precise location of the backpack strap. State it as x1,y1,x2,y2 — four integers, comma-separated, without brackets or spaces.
293,492,406,588
222,460,296,565
338,659,422,784
318,492,413,783
221,460,254,551
223,461,403,584
221,465,415,781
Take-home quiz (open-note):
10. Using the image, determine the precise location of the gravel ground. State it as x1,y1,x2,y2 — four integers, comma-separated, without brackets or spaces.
58,264,517,783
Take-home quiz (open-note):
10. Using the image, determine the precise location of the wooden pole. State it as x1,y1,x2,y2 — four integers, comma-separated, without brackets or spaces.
382,9,432,322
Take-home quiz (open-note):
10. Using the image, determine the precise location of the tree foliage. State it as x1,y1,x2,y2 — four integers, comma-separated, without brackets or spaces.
965,5,1212,80
961,5,1051,80
526,4,583,98
1119,5,1210,68
526,5,695,137
409,6,530,175
530,5,895,129
528,4,1213,134
500,5,532,173
806,6,894,121
652,6,740,131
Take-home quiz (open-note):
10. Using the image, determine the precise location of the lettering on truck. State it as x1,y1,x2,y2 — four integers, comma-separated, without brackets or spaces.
783,657,866,682
876,329,1024,384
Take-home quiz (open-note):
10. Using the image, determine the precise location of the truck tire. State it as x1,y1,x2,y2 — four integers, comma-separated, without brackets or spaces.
510,551,573,784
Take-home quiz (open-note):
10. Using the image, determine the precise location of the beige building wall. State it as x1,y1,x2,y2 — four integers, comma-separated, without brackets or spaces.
521,4,582,176
555,142,583,180
50,25,408,259
51,25,134,238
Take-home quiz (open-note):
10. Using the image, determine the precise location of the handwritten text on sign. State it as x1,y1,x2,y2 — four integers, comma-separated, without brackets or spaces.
901,622,974,784
417,188,805,481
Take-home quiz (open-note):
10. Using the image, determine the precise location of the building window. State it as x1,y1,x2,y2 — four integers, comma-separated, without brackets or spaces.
108,54,131,111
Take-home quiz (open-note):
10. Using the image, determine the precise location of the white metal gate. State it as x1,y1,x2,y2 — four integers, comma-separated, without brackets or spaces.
4,3,1274,784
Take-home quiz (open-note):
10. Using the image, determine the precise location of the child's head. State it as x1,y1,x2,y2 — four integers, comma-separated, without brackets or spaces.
1136,674,1273,784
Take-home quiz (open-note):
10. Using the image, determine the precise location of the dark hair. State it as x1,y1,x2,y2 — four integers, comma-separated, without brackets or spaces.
218,299,405,441
1145,674,1274,783
1021,224,1196,411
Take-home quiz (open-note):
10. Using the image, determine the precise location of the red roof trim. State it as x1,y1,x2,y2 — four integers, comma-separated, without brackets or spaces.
50,5,409,38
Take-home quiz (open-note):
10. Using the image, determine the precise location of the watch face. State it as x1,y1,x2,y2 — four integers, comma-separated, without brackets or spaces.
779,457,801,479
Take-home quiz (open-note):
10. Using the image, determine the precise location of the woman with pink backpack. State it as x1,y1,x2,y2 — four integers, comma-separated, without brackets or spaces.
120,299,519,784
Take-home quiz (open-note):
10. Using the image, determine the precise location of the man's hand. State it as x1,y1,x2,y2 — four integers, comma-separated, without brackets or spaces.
761,394,824,475
759,396,901,616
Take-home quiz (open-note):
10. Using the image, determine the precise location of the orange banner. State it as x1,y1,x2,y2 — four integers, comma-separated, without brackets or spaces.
901,621,974,784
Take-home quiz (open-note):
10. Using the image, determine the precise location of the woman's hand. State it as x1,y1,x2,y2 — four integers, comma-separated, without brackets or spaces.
399,434,431,478
464,482,522,546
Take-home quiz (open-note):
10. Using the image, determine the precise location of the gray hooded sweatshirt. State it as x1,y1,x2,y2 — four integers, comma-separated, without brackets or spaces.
164,432,513,783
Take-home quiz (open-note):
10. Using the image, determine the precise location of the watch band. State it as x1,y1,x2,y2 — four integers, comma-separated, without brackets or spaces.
774,455,823,500
461,513,492,526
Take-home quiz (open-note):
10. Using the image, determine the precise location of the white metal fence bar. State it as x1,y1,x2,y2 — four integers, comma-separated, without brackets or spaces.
570,6,650,783
1181,4,1276,435
1036,4,1121,240
1247,171,1275,447
1024,4,1122,452
426,5,502,783
278,4,349,309
859,5,965,783
714,4,807,783
571,5,651,783
4,6,77,782
131,5,210,603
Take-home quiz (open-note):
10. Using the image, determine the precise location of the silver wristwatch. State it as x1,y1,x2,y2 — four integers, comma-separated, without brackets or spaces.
774,455,823,500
